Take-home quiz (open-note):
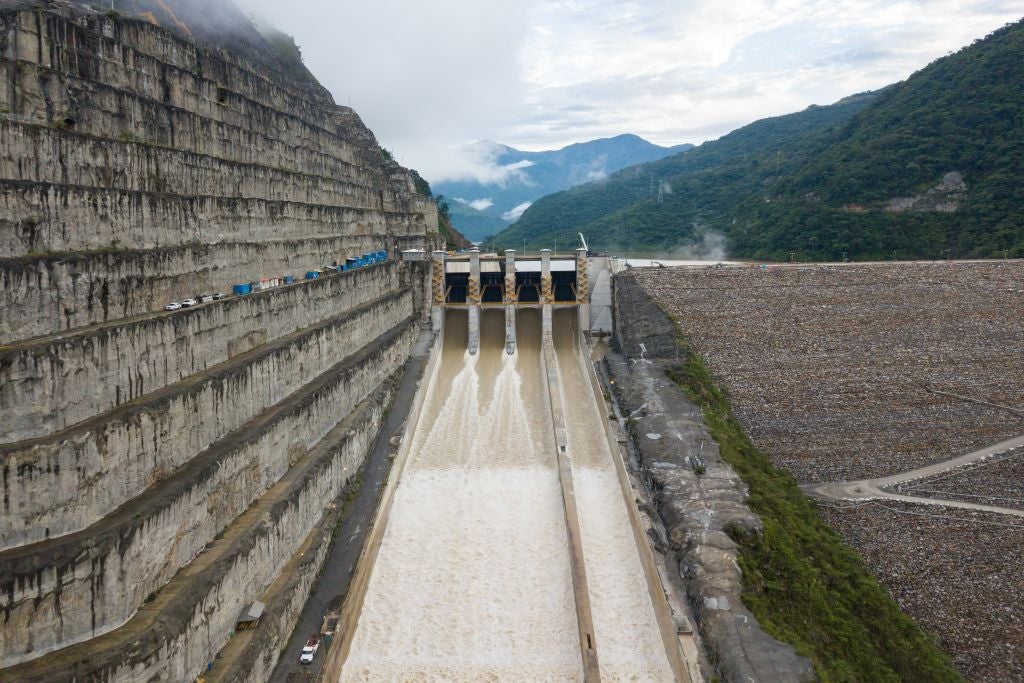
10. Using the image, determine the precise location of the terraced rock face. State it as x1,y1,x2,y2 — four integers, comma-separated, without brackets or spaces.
0,3,434,680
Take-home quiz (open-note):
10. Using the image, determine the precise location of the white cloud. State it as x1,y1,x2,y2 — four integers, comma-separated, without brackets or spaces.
454,197,495,211
426,141,536,185
235,0,1022,179
502,202,533,221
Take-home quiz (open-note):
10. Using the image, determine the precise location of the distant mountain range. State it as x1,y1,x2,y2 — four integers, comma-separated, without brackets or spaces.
494,18,1024,260
432,135,693,241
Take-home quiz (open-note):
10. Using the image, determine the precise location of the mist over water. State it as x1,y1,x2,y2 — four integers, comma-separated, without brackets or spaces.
341,308,673,681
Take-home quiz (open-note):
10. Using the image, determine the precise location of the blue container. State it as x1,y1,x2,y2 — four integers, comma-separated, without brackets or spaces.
233,283,252,296
378,250,387,261
283,275,295,284
305,270,320,280
346,257,357,269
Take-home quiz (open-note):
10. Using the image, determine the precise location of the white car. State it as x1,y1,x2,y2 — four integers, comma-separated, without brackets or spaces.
299,636,319,664
164,302,181,311
213,292,225,300
181,298,198,307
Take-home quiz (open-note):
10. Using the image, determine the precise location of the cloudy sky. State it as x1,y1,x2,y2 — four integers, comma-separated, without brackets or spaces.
235,0,1021,183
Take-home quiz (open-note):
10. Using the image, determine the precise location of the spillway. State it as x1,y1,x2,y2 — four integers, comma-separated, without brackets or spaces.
339,308,675,681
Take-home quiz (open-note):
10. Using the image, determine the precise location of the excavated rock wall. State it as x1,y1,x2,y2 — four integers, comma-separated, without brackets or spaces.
0,319,414,666
0,11,435,256
2,377,398,682
0,235,382,341
1,262,400,441
0,3,433,679
0,288,412,548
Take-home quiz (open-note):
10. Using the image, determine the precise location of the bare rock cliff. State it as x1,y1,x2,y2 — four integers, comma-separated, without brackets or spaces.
0,2,435,680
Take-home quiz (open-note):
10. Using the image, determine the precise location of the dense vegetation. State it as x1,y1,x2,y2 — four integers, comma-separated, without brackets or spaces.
496,19,1024,260
665,340,964,682
409,170,471,249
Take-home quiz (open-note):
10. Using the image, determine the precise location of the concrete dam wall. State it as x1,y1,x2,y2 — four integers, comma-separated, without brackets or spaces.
0,3,433,680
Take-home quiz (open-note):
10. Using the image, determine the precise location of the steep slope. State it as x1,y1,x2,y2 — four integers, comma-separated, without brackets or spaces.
498,18,1024,259
0,3,434,681
434,134,692,241
446,199,509,240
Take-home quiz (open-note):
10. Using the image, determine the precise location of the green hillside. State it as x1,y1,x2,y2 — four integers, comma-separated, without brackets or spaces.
495,18,1024,260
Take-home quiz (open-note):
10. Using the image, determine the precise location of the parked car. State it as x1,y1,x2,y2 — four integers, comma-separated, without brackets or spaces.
213,292,225,300
299,635,319,665
198,293,214,303
164,302,181,311
181,298,198,307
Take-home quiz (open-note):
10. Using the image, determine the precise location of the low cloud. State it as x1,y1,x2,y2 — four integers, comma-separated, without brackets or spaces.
428,141,537,185
454,197,495,211
502,201,533,221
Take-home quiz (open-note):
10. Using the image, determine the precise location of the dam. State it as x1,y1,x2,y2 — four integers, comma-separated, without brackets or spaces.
327,250,685,681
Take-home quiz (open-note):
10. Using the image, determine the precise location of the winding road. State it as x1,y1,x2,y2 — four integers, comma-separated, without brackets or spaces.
806,434,1024,517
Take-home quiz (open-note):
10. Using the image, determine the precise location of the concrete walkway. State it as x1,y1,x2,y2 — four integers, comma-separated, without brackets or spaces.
806,433,1024,517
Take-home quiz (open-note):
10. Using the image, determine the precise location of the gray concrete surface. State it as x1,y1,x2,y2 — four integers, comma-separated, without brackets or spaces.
587,256,613,334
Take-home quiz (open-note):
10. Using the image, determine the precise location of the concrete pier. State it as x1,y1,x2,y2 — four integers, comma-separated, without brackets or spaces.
541,248,553,304
505,249,517,354
431,250,446,332
468,248,481,354
505,305,517,355
576,248,591,334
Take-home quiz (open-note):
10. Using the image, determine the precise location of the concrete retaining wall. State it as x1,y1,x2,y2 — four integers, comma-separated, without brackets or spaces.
0,320,414,666
2,377,398,682
0,122,382,212
0,181,395,255
0,235,382,341
0,262,399,440
0,289,411,549
1,11,362,156
0,57,361,176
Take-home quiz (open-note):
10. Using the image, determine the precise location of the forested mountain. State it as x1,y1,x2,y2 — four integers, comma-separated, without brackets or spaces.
433,134,692,241
495,18,1024,260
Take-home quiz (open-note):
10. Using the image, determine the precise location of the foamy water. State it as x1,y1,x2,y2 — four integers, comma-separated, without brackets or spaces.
342,311,582,681
554,309,675,682
341,309,674,681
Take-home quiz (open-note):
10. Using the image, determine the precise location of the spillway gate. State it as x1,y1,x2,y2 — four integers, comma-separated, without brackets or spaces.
431,248,592,354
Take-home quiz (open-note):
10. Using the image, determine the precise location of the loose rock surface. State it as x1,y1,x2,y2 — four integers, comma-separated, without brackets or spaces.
820,501,1024,682
637,262,1024,484
637,261,1024,682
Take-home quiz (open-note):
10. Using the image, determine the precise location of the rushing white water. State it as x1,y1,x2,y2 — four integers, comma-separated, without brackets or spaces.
342,310,582,681
341,308,674,681
553,309,675,682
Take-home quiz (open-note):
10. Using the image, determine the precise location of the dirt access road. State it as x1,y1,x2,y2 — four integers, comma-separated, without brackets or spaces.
807,434,1024,516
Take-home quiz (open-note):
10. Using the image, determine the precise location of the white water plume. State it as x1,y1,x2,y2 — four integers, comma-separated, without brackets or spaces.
342,310,674,681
